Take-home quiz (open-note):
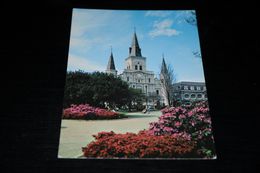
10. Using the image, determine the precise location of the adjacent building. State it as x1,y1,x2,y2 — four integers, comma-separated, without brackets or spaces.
172,81,207,102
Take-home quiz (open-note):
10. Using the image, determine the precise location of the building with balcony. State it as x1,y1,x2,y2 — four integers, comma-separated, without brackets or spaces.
172,81,207,102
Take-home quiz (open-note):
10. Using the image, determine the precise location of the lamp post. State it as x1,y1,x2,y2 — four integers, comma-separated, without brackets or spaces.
145,85,148,109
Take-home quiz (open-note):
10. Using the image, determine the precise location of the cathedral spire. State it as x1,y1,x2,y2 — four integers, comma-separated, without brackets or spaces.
129,30,142,57
107,49,116,70
161,55,168,74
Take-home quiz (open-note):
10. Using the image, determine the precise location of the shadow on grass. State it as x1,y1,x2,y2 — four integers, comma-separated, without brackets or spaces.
61,112,160,121
126,113,159,119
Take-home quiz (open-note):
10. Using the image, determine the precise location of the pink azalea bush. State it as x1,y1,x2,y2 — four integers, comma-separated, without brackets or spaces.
63,104,123,120
148,101,215,158
81,101,215,158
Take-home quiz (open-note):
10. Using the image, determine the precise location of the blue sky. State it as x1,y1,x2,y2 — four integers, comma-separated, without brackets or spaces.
67,9,205,82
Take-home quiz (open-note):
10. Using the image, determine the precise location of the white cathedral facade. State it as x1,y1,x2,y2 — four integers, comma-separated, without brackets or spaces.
105,32,168,107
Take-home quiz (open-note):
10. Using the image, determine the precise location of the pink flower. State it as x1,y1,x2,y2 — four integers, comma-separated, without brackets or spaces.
164,113,172,117
179,114,186,119
163,126,174,132
188,111,193,117
174,121,182,128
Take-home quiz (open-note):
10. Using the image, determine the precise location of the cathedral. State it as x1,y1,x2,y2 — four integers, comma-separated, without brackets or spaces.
105,32,168,107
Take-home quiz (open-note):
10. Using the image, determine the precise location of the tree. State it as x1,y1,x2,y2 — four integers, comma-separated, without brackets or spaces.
63,70,94,108
90,72,130,108
63,71,131,109
185,11,197,26
185,11,202,59
127,88,145,111
160,58,176,107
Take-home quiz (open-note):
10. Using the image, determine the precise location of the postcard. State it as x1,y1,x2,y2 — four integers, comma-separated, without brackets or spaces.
58,9,216,159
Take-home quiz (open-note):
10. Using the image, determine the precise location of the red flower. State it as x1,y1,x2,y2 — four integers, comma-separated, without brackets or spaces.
82,131,196,158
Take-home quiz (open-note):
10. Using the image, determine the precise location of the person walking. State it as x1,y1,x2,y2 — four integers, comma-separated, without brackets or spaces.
147,105,150,114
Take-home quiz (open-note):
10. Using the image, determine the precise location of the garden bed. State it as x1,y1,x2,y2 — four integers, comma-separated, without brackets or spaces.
81,101,216,158
82,131,197,158
63,104,126,120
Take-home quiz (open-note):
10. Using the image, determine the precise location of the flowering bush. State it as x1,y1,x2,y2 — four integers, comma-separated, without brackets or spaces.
148,101,215,158
63,104,123,120
81,101,215,158
82,131,197,158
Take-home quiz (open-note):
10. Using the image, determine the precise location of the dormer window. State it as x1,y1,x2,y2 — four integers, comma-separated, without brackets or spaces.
135,65,138,70
139,65,142,70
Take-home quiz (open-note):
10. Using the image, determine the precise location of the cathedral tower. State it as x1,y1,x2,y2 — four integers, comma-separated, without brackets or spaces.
125,31,146,71
160,55,170,106
119,30,166,107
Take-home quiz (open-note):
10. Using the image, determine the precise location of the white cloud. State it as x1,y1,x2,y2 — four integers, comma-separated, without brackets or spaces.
71,9,114,37
145,11,172,17
69,9,131,54
154,19,173,29
67,54,105,72
69,37,104,53
149,19,180,37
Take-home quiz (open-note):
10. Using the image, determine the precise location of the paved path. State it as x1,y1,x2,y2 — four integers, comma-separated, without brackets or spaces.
58,111,162,158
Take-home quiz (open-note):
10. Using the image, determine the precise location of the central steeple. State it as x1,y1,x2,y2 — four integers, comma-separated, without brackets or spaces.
129,31,142,57
125,30,147,71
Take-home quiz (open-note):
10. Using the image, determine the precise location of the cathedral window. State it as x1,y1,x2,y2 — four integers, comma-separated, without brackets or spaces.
148,78,150,83
145,86,148,93
135,65,138,70
139,65,142,70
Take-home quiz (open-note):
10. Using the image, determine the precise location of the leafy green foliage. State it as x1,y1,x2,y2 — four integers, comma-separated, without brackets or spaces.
63,71,138,109
127,88,146,111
